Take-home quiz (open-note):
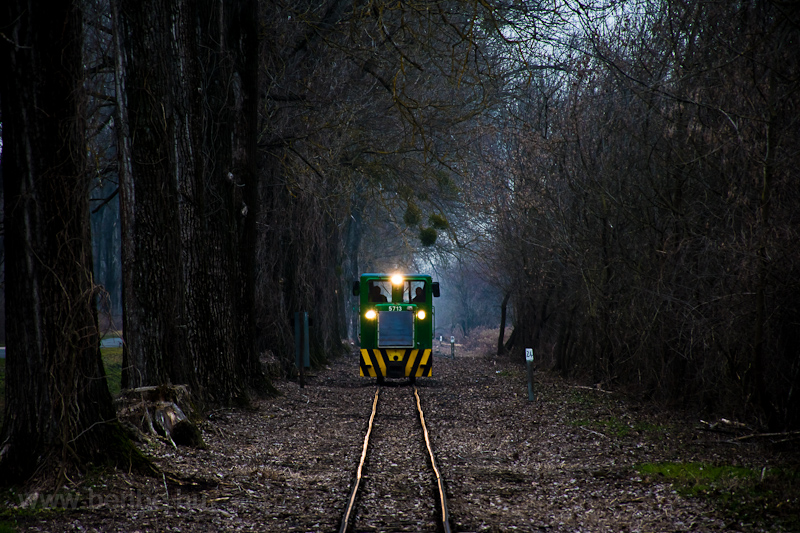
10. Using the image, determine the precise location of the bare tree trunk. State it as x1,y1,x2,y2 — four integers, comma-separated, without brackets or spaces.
178,0,266,403
236,0,268,388
752,95,778,428
117,0,265,402
0,0,127,483
343,199,364,343
497,292,510,355
110,0,135,385
117,0,189,389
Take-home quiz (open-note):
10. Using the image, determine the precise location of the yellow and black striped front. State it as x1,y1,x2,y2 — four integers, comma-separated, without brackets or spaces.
360,348,432,379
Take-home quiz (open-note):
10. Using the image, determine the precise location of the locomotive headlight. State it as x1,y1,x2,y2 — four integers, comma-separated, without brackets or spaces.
416,310,426,320
365,309,377,320
391,273,403,286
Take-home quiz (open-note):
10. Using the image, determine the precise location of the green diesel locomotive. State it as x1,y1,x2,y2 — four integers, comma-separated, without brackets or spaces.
352,273,440,383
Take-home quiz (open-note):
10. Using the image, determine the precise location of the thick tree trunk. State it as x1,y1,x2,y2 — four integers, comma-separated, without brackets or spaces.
118,0,265,403
178,0,264,403
236,0,268,389
0,0,126,483
117,0,190,389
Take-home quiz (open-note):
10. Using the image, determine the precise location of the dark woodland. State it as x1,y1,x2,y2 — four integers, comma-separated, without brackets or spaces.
1,0,799,491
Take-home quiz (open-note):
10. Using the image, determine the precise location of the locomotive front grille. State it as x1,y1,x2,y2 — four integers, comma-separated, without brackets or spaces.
359,348,432,378
377,311,414,347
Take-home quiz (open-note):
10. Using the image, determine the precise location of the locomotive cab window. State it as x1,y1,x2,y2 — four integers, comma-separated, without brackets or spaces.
407,281,426,303
368,281,391,303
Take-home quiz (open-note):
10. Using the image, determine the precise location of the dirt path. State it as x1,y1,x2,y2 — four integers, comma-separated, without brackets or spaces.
5,348,797,532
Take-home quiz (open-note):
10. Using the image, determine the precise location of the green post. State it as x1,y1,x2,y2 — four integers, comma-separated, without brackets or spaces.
294,311,301,368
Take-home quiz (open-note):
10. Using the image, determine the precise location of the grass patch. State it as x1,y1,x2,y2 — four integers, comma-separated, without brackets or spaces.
567,389,597,408
0,356,5,427
572,417,667,438
0,521,18,533
0,488,80,532
637,461,800,529
638,462,756,495
0,347,123,421
495,368,525,380
101,347,123,397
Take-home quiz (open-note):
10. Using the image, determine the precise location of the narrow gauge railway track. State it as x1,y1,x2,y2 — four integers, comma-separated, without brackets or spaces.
339,385,451,533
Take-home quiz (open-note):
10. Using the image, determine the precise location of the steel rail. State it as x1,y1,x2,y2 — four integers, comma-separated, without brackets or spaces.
339,386,451,533
414,386,452,533
339,387,380,533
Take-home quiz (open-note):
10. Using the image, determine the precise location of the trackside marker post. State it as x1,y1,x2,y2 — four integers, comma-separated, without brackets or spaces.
526,348,535,401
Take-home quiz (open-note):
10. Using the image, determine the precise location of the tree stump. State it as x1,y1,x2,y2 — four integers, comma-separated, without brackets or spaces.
116,385,205,448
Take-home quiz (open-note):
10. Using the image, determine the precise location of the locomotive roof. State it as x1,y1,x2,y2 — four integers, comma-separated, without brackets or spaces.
361,272,432,279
